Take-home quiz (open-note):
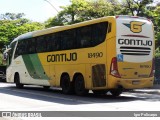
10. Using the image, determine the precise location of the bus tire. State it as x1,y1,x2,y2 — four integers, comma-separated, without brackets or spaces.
43,86,50,89
15,73,23,89
74,75,88,96
92,90,107,95
110,89,122,97
61,74,74,94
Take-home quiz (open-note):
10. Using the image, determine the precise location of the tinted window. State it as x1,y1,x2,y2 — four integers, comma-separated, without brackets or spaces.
10,41,16,60
14,22,108,56
14,40,25,58
28,38,36,54
77,26,92,48
47,33,61,51
61,29,76,50
92,22,108,46
37,36,47,53
76,22,108,48
23,40,29,54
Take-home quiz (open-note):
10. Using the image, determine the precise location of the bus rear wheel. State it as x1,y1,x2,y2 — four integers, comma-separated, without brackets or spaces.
61,74,74,94
43,86,50,89
92,90,107,95
15,74,23,89
110,89,122,97
74,75,88,96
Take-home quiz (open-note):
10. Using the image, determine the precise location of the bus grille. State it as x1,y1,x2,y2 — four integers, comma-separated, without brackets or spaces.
120,46,151,56
92,64,106,87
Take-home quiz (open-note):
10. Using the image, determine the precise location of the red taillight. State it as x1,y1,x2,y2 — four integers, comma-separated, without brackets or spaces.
116,16,119,19
110,57,121,78
149,58,155,77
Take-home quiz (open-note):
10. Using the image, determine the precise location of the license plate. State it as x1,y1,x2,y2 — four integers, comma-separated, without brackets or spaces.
132,81,140,85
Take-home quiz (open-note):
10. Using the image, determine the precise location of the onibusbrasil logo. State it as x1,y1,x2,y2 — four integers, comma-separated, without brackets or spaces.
123,21,145,33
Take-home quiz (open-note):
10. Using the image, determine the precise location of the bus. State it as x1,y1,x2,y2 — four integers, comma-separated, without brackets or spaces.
6,16,154,96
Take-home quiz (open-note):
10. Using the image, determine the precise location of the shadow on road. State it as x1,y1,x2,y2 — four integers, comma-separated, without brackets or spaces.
0,82,159,105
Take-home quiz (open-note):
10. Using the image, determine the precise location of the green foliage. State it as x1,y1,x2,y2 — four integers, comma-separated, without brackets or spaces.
45,16,64,28
120,0,154,17
44,0,160,53
0,13,25,20
45,0,157,28
0,13,44,49
155,47,160,57
154,6,160,48
0,53,2,65
0,1,159,53
45,0,122,27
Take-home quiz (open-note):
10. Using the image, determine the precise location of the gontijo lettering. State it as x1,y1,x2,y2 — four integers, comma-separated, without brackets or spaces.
47,52,77,62
118,38,152,46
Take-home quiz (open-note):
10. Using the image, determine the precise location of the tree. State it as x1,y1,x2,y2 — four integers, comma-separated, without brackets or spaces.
58,0,90,24
45,0,120,27
0,13,44,49
45,15,66,28
0,13,25,20
154,5,160,49
79,0,113,20
121,0,153,16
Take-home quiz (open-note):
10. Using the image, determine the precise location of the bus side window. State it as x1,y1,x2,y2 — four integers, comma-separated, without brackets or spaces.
14,42,20,58
15,44,18,58
92,22,108,46
52,33,60,51
15,41,24,58
8,41,16,64
46,33,60,52
46,35,52,52
20,41,26,55
55,33,61,51
61,29,75,50
28,38,36,54
19,42,23,55
24,40,29,54
37,36,47,53
77,26,92,48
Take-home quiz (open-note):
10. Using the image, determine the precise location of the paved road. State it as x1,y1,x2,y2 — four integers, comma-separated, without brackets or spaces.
1,82,160,112
1,82,160,120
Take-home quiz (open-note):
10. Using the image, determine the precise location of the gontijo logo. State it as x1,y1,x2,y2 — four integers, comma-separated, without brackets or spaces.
123,21,145,33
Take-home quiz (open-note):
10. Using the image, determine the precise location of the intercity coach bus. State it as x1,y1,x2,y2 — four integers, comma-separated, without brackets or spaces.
6,16,154,96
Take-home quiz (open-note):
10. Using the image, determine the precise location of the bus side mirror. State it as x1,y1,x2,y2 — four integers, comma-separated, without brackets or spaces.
3,48,11,61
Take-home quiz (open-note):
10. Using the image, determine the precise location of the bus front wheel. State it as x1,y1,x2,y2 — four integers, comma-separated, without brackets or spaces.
15,74,24,89
74,75,88,96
